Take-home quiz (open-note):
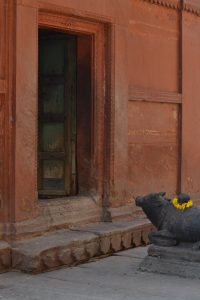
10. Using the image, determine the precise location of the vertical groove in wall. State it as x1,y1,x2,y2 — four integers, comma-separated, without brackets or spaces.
177,0,183,194
0,1,6,213
0,94,4,209
102,23,114,221
5,0,17,223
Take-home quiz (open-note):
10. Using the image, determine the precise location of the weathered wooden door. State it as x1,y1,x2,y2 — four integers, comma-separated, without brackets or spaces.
38,30,77,197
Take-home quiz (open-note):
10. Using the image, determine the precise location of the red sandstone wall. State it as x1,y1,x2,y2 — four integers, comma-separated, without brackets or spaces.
1,0,200,228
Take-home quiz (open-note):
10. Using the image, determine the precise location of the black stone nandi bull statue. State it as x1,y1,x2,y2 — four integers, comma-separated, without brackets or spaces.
135,192,200,249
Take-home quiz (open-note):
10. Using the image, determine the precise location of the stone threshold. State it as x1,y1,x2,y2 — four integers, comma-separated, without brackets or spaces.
0,218,153,274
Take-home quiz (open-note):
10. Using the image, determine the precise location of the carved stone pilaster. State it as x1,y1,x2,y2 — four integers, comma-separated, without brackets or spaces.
0,0,16,221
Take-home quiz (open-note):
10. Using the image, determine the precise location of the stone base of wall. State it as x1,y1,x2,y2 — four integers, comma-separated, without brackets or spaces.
0,242,11,273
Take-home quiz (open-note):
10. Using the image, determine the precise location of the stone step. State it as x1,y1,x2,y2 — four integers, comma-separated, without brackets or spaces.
11,219,153,273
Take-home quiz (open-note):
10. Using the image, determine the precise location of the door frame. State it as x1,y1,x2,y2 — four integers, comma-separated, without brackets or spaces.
38,12,114,200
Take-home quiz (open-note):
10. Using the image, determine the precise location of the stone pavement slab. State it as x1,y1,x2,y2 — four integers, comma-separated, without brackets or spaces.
115,246,148,259
0,247,200,300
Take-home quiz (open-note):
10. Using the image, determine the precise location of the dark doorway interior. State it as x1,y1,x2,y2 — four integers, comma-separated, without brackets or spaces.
38,29,92,199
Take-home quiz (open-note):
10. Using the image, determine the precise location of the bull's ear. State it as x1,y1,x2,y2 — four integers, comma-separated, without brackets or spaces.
159,192,166,197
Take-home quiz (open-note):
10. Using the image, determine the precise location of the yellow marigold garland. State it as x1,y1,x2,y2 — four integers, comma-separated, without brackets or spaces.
172,197,193,210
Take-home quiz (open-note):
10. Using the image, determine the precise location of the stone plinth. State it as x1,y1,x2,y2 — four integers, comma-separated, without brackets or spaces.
11,219,153,273
139,243,200,279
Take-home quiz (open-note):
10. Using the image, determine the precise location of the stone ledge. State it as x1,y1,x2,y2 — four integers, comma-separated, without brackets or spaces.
11,219,153,273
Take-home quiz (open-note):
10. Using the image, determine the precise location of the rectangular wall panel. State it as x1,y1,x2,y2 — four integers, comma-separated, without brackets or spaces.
0,94,4,208
182,12,200,197
129,0,180,92
128,101,179,196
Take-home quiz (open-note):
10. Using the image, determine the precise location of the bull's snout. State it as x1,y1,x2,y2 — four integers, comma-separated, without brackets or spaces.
135,196,143,207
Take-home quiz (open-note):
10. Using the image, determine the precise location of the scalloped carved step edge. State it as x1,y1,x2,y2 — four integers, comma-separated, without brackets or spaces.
11,219,153,273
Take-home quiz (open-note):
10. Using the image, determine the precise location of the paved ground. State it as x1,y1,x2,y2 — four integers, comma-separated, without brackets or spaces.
0,246,200,300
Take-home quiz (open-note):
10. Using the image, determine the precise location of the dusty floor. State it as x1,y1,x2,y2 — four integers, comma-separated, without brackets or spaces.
0,246,199,300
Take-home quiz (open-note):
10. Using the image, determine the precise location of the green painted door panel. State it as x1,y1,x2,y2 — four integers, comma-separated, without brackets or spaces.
39,41,65,76
42,160,65,191
42,123,65,152
38,30,77,197
40,84,65,114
